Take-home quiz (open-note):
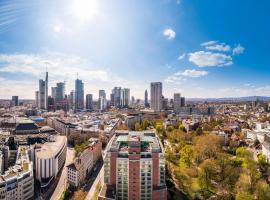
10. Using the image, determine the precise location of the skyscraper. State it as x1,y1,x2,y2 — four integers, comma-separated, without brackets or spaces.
99,90,106,111
51,87,57,99
68,90,75,110
100,131,167,200
11,96,18,106
86,94,93,111
150,82,163,111
39,79,46,109
75,78,84,110
173,93,181,113
144,89,149,108
35,91,39,107
111,87,121,107
45,71,48,110
121,88,130,108
55,82,65,102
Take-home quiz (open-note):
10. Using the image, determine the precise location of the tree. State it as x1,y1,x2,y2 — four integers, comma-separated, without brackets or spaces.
236,147,253,159
167,125,174,132
198,159,218,197
236,192,254,200
179,125,187,133
135,122,142,131
195,127,203,135
255,180,270,200
258,154,268,172
179,145,193,168
193,135,223,163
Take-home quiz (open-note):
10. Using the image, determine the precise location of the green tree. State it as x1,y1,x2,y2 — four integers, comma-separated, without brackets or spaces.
236,192,254,200
179,125,187,133
255,180,270,200
258,154,268,172
167,125,174,132
198,159,218,197
179,145,193,168
135,122,142,131
195,127,203,135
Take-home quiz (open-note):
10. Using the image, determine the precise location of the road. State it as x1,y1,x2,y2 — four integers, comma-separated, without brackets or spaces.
50,147,75,200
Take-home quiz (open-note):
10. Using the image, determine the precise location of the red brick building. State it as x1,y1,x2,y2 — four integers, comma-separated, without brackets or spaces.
99,131,167,200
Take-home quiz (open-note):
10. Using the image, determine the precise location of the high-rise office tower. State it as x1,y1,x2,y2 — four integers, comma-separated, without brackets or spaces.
144,90,149,108
11,96,18,106
39,79,46,109
121,88,130,108
111,87,121,107
68,90,75,110
99,90,106,111
100,131,167,200
150,82,163,111
181,97,186,107
35,91,39,107
173,93,181,109
75,79,84,110
86,94,93,111
51,87,57,99
55,82,65,102
45,71,48,110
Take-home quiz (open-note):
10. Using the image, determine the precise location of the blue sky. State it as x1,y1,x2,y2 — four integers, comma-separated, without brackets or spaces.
0,0,270,99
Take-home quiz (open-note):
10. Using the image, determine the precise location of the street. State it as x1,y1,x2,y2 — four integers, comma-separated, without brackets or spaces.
49,147,75,200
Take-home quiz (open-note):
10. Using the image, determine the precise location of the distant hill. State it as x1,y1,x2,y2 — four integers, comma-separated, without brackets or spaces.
187,96,270,102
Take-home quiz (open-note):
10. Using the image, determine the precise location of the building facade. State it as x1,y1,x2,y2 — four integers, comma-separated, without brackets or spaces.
75,79,84,110
150,82,162,111
99,131,167,200
67,138,102,187
34,136,67,188
86,94,93,111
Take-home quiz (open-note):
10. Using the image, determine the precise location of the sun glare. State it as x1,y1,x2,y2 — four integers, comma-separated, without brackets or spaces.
69,0,99,22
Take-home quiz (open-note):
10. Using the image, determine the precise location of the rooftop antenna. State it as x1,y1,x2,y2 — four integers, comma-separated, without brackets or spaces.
77,72,79,79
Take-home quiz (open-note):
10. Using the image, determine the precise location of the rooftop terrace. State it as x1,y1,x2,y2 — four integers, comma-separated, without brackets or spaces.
109,131,162,154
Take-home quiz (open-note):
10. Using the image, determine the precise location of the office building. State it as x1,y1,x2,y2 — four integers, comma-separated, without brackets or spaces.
121,88,130,108
86,94,93,111
45,71,48,110
99,131,167,200
99,90,107,111
34,136,67,188
75,79,84,110
68,90,75,110
11,96,18,106
181,97,186,107
111,87,121,107
35,91,39,107
39,79,46,109
55,82,65,102
51,87,57,99
173,93,181,113
144,90,149,108
150,82,163,111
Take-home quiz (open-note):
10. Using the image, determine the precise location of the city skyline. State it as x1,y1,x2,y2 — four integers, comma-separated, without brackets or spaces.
1,0,270,99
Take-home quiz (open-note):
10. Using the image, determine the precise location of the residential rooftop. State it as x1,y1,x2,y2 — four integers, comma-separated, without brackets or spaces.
109,131,163,154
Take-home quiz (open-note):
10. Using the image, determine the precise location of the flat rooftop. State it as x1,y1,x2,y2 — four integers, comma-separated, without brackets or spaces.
35,136,66,159
109,131,162,154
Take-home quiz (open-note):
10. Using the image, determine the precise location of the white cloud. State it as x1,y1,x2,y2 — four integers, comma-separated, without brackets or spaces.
188,51,233,67
181,69,208,77
178,53,186,60
205,43,231,52
201,41,218,46
233,44,245,55
163,28,176,40
0,52,126,98
165,69,208,84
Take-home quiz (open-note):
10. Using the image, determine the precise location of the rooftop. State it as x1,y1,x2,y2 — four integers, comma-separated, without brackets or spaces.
109,131,162,154
35,136,66,159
